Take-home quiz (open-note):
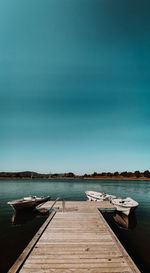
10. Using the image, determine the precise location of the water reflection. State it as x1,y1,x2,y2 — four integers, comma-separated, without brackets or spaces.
113,212,137,230
11,209,49,226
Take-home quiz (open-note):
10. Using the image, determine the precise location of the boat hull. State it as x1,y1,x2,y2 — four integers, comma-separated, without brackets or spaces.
86,194,103,202
85,191,116,202
8,196,50,213
112,198,139,216
113,205,137,216
9,201,36,212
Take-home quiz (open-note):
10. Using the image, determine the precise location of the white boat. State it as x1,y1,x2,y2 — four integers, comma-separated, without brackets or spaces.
8,196,50,213
85,191,116,202
111,197,139,216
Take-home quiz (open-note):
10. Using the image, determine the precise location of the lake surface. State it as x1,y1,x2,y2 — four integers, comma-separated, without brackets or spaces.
0,179,150,273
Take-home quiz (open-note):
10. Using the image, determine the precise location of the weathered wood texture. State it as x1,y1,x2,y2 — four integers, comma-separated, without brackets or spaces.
9,201,140,273
8,211,56,273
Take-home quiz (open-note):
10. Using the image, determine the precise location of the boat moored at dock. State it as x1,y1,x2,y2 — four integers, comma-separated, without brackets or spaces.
111,197,139,216
85,190,116,201
8,196,50,213
86,191,139,216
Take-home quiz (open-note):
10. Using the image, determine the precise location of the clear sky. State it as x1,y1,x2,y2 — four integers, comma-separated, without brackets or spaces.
0,0,150,174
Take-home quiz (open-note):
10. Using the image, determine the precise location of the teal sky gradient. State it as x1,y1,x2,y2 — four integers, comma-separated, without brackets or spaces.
0,0,150,174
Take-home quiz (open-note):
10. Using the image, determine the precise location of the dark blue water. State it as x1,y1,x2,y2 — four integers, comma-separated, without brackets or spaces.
0,179,150,272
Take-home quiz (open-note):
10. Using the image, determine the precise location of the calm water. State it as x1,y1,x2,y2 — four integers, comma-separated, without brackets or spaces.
0,179,150,273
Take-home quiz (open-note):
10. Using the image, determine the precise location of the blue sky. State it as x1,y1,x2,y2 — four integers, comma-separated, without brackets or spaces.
0,0,150,174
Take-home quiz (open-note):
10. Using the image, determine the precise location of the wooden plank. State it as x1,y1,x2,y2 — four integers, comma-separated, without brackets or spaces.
49,222,105,227
22,263,129,269
33,245,119,252
21,266,131,273
39,240,115,244
32,246,118,255
32,252,121,257
47,227,106,231
24,257,127,263
41,233,112,240
34,244,117,249
40,201,114,209
54,213,99,216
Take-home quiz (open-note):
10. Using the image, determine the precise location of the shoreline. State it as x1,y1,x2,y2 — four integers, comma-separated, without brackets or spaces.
0,176,150,181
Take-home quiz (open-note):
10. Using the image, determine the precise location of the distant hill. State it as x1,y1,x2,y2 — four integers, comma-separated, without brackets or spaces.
0,171,49,179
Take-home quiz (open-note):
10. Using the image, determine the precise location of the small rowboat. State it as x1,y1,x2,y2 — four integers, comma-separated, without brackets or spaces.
85,191,116,202
8,196,50,213
111,197,139,216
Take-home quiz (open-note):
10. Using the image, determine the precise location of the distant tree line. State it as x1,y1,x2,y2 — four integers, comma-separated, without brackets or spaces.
83,170,150,178
0,170,150,179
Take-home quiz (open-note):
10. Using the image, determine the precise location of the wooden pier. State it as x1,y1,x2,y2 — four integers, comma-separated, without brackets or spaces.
8,201,140,273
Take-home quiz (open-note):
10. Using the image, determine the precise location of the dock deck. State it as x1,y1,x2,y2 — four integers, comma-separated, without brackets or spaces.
9,201,140,273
